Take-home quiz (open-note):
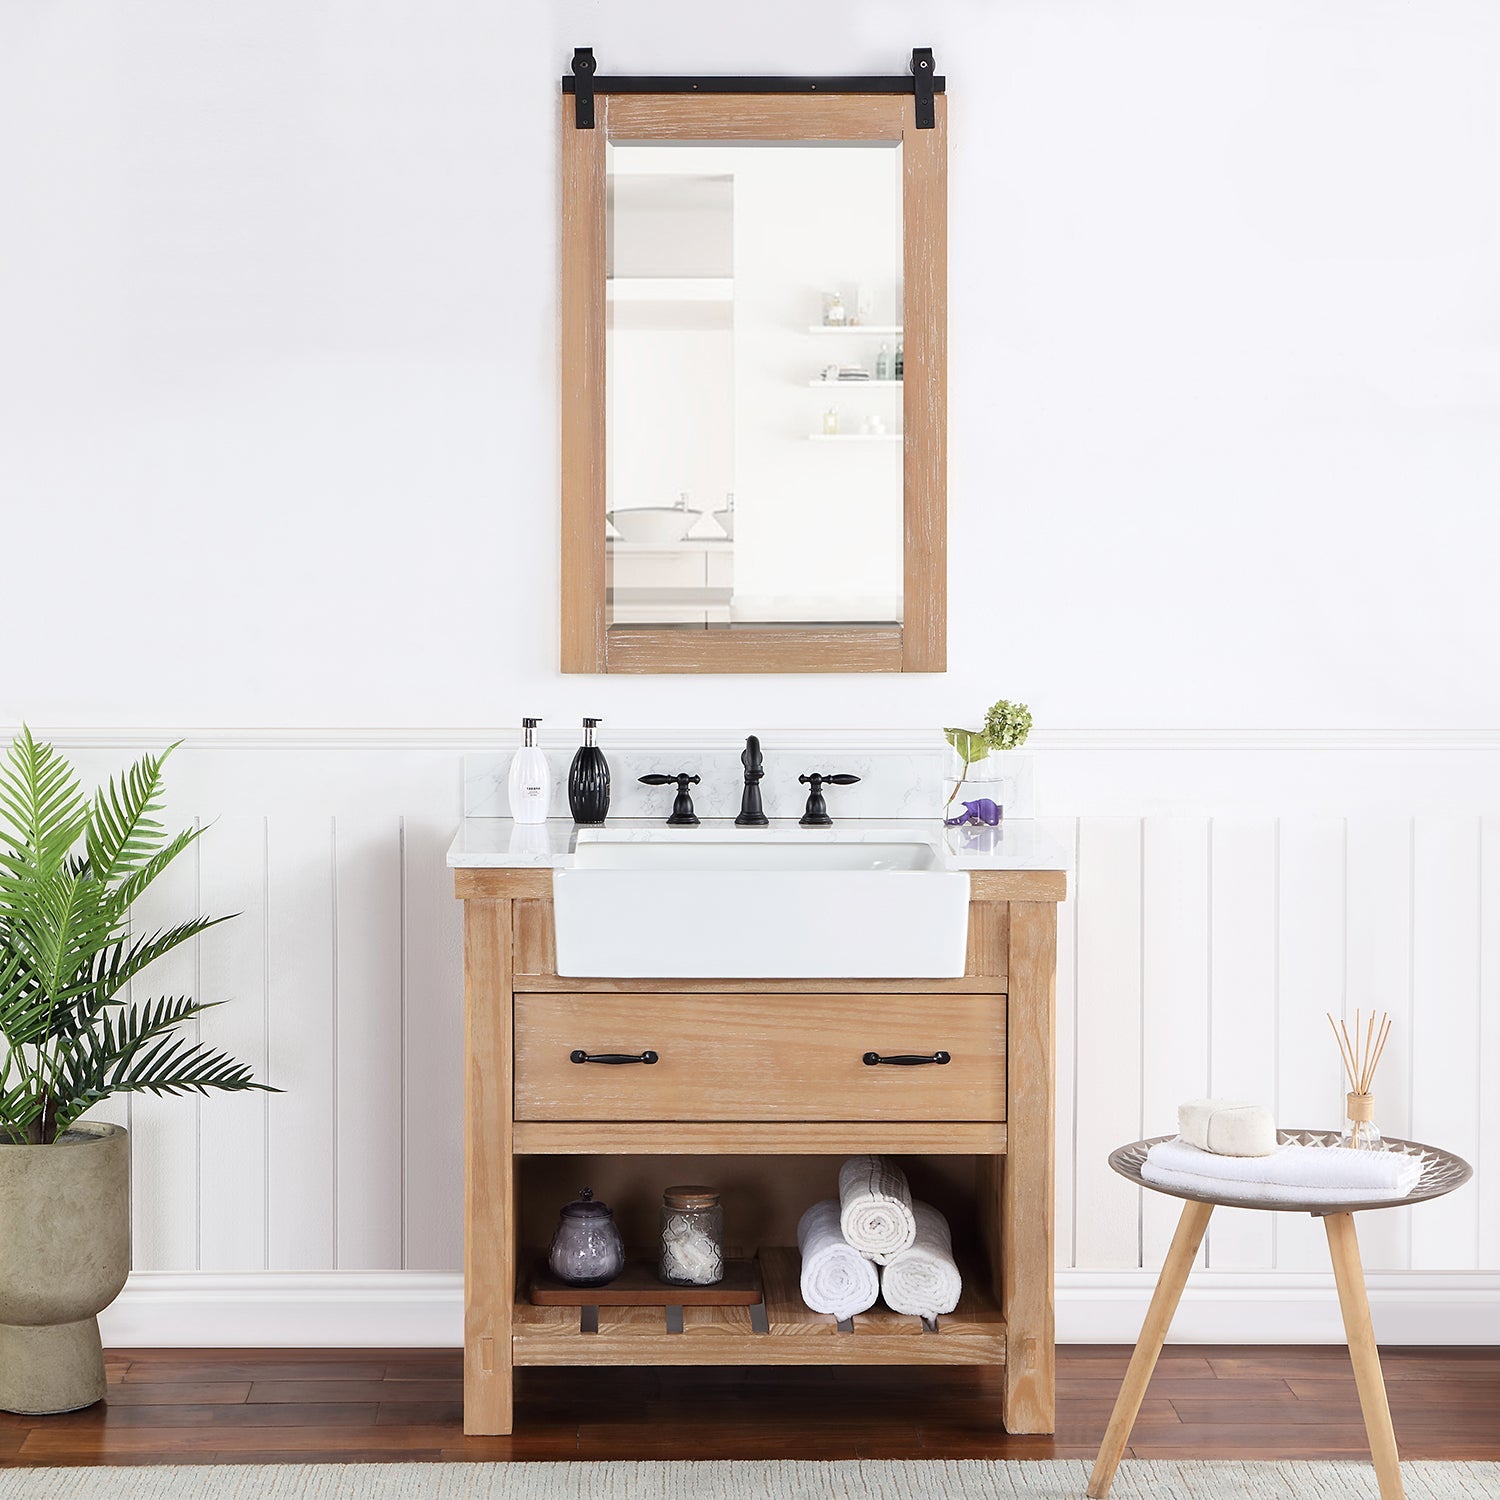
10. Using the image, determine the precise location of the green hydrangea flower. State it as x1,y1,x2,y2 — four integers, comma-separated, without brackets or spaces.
982,699,1033,752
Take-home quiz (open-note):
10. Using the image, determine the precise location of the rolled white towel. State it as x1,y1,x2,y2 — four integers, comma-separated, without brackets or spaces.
1177,1098,1278,1157
1143,1138,1423,1204
838,1155,916,1264
880,1201,962,1319
797,1199,879,1319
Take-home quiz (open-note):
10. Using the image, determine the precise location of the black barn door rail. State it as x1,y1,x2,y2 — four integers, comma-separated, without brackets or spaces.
564,47,944,130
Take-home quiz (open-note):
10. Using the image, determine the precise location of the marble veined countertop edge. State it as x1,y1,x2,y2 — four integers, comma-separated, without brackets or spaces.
446,817,1070,872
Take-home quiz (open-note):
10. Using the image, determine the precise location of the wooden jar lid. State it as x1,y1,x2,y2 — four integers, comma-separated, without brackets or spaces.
663,1184,720,1210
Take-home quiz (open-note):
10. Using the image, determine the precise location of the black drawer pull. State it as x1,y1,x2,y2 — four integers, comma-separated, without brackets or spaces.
570,1049,659,1066
862,1051,951,1067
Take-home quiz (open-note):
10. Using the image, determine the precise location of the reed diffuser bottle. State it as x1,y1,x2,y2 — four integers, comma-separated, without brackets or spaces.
1329,1009,1391,1150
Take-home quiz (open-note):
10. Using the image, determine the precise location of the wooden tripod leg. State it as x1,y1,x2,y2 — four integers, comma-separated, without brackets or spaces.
1325,1212,1403,1500
1087,1198,1213,1500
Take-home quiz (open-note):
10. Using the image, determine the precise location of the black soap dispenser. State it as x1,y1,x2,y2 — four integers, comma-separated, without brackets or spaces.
567,717,611,825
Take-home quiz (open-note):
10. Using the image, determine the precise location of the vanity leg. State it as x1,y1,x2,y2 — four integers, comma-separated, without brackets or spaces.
1087,1198,1213,1499
1325,1212,1404,1500
464,899,515,1435
1002,900,1056,1434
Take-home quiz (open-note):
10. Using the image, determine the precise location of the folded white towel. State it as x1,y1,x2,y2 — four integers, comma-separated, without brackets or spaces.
1177,1098,1278,1157
797,1199,879,1319
1142,1138,1423,1204
879,1201,962,1319
838,1155,916,1264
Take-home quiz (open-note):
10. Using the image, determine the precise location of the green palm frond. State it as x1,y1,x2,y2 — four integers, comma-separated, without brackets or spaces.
84,915,235,1011
20,868,88,991
0,728,90,890
85,744,178,889
108,825,205,917
0,1082,42,1144
0,729,277,1144
0,948,58,1048
50,996,244,1134
106,1032,264,1098
5,867,123,1000
94,995,214,1076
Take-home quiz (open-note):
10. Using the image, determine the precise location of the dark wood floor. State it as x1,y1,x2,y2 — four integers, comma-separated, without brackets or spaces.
2,1346,1498,1467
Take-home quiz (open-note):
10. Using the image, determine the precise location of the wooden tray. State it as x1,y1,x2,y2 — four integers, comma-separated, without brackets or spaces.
529,1257,762,1306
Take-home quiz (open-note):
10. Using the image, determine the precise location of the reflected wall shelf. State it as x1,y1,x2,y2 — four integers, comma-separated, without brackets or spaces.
805,324,903,335
807,433,903,443
609,277,734,302
808,379,903,388
606,538,733,551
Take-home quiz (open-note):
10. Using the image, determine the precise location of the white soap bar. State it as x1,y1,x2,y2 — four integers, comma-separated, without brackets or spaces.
1177,1098,1278,1158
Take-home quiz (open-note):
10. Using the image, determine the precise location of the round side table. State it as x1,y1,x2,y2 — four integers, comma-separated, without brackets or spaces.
1086,1131,1472,1500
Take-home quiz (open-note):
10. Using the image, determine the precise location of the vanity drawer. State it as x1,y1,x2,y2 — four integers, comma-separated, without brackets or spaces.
513,994,1005,1123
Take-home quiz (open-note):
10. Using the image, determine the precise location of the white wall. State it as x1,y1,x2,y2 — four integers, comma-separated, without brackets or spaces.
4,1,1497,730
3,2,1499,1341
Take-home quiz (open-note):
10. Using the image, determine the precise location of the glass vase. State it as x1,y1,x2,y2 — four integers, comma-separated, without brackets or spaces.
943,748,1010,823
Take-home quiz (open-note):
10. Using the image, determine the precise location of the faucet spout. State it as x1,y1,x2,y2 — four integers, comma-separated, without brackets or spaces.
735,735,769,827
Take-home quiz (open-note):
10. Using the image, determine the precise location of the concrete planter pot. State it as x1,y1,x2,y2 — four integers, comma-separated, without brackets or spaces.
0,1122,130,1414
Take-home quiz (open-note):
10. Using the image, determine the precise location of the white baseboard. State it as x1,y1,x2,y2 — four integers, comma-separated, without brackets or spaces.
99,1272,464,1348
98,1269,1500,1349
1055,1270,1500,1345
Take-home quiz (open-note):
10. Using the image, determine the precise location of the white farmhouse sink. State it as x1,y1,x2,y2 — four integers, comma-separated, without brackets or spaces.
553,831,969,979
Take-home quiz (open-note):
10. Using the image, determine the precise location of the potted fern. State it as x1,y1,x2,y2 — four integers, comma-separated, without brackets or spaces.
0,729,273,1414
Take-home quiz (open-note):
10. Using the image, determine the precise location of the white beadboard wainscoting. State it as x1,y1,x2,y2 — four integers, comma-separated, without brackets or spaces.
47,731,1496,1346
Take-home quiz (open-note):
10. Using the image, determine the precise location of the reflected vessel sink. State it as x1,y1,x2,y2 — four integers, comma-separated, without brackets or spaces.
553,830,969,979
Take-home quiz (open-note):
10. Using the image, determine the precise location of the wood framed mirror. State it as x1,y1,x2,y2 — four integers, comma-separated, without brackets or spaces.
560,53,947,674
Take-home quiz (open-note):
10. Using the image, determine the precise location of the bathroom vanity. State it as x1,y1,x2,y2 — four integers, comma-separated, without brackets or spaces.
449,817,1066,1437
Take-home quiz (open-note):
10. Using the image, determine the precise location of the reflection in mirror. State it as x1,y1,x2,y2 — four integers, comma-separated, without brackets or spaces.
605,141,904,632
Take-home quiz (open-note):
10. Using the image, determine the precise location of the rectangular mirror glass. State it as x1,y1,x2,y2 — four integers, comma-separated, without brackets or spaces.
605,140,905,631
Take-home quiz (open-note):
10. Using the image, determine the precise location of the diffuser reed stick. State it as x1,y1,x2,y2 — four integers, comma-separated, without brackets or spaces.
1327,1008,1391,1149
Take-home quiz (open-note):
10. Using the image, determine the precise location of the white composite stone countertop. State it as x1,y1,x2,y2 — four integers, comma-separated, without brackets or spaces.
446,817,1070,872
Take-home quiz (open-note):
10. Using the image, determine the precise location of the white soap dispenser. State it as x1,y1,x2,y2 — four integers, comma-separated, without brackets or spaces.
508,717,552,824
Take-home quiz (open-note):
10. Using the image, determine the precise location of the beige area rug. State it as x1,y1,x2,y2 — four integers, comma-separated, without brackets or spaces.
1,1461,1498,1498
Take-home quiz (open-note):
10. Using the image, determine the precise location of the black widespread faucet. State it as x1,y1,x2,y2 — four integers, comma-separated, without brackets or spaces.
735,735,769,827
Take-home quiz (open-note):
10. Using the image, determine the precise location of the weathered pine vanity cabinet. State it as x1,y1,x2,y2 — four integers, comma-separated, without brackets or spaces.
453,844,1065,1436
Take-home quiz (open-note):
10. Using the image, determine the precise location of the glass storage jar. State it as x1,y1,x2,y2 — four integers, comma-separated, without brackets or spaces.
548,1187,625,1287
659,1184,724,1286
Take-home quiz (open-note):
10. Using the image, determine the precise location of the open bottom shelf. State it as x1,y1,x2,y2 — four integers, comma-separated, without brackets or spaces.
513,1247,1006,1368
